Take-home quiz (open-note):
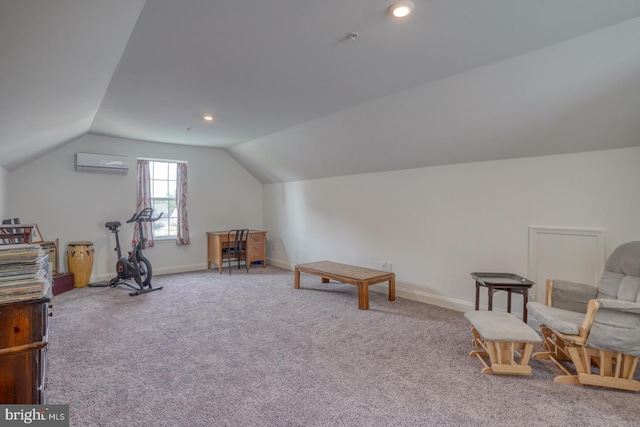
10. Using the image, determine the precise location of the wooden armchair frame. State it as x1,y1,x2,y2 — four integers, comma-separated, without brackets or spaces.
533,280,640,392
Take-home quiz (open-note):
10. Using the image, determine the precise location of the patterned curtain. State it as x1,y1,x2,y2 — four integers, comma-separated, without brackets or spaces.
136,159,154,248
176,162,190,245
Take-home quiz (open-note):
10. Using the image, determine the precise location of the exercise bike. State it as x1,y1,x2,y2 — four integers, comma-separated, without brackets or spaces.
103,208,163,296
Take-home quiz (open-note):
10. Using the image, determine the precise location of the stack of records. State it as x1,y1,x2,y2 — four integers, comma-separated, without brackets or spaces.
0,243,50,303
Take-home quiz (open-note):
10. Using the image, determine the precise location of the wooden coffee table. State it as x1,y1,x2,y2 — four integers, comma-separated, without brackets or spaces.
294,261,395,310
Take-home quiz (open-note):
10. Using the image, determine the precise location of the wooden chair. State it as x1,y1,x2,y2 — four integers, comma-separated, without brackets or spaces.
222,229,249,274
527,241,640,391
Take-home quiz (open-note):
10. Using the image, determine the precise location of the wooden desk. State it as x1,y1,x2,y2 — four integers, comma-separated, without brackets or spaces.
207,230,267,273
294,260,395,310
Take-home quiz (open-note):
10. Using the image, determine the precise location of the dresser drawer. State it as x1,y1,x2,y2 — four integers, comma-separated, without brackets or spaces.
247,244,265,261
247,234,264,244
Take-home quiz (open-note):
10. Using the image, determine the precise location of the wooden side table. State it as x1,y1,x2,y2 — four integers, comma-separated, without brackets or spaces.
471,272,535,323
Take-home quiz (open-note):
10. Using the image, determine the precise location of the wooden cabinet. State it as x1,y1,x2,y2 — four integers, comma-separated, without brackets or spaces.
207,230,267,273
245,233,266,264
0,290,52,404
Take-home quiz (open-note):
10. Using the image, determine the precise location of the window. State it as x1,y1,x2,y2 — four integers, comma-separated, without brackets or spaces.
137,159,190,246
149,161,178,239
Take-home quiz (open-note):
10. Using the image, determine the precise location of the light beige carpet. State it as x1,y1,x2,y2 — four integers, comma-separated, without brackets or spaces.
47,266,640,426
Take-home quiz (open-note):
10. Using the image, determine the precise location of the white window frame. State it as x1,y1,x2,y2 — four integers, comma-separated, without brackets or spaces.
149,160,179,240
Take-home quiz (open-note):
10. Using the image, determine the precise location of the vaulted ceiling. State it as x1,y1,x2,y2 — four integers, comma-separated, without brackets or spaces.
2,1,640,182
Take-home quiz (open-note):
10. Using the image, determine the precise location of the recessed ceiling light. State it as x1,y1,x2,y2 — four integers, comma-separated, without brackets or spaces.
390,1,414,18
203,114,214,121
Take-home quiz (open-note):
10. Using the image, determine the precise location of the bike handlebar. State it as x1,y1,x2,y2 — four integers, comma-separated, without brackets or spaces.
126,208,164,224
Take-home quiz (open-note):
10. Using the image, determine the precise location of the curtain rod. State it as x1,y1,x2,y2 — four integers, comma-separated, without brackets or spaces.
137,157,187,164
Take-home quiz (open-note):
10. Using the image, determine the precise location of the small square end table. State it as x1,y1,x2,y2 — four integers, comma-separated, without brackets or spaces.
471,272,535,323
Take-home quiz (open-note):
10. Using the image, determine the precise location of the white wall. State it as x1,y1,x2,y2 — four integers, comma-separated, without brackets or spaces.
264,147,640,313
0,166,8,219
8,134,262,281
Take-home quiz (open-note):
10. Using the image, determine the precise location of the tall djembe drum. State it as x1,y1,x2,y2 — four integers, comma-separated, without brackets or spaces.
67,241,94,287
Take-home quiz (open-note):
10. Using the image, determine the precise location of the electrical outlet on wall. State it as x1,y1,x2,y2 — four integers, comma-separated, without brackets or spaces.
387,262,392,272
382,262,388,271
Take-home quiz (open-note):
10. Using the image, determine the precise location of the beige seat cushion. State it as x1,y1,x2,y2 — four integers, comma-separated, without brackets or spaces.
464,311,541,343
526,301,586,336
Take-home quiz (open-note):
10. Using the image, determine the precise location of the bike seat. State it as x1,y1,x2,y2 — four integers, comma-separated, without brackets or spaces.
105,221,121,230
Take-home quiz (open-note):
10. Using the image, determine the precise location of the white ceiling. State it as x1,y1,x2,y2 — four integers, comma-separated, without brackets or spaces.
2,0,640,182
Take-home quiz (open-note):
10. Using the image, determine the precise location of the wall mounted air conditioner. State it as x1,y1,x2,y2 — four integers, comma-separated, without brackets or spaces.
75,153,129,175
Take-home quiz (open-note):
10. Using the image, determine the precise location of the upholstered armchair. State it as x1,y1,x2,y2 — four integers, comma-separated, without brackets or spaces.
527,241,640,391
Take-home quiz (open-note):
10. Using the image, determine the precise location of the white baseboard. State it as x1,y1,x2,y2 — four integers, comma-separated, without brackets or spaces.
128,258,541,327
369,283,474,313
269,259,294,270
90,263,205,283
271,258,477,314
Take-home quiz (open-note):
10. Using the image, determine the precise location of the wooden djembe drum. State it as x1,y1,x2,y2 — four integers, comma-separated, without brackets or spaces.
67,241,94,287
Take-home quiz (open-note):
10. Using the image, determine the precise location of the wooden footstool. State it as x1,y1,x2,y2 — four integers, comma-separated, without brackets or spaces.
464,311,541,375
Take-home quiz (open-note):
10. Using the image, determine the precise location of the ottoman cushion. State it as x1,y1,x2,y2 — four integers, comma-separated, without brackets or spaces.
464,311,541,343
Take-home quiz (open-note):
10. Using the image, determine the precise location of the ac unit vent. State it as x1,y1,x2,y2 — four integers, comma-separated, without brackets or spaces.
75,153,129,175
